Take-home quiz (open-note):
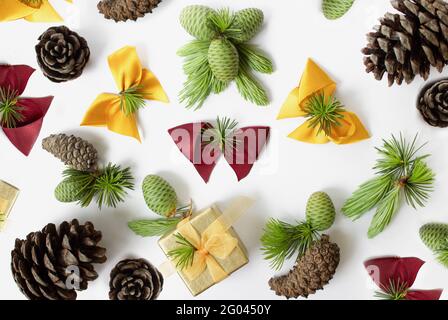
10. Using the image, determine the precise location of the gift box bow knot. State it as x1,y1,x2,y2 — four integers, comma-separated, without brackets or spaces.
0,0,72,22
81,46,169,141
277,58,369,144
170,197,254,283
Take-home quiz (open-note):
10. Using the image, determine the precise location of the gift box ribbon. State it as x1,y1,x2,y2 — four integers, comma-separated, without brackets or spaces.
171,197,254,283
81,46,169,141
277,58,369,144
364,256,443,300
0,0,72,22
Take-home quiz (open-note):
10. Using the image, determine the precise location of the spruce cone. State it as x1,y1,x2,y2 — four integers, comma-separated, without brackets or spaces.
109,259,163,300
269,235,340,299
42,134,98,172
35,26,90,83
362,0,448,86
11,219,107,300
98,0,162,22
417,79,448,127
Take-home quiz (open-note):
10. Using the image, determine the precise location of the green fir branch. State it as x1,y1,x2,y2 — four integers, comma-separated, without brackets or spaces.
93,164,134,209
208,8,238,36
0,87,23,128
237,43,274,74
375,279,408,300
368,185,401,239
179,58,214,110
62,168,98,207
342,175,394,220
167,233,196,270
235,65,269,106
202,117,239,152
403,160,435,209
120,85,147,116
304,94,346,136
261,219,318,270
177,40,211,57
128,217,182,237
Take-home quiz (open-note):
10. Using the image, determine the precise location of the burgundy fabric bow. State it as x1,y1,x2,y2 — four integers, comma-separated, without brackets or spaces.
168,122,270,183
0,65,53,156
364,257,443,300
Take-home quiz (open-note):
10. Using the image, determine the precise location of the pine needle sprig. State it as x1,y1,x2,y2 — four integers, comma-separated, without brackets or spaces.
375,279,408,300
167,233,196,270
202,117,239,152
237,43,274,74
62,168,97,207
208,8,238,36
261,219,318,270
304,94,345,136
0,86,23,128
94,163,134,209
179,60,214,110
177,40,211,57
368,185,402,238
374,134,428,178
128,217,182,237
120,85,147,116
235,65,269,106
404,160,435,209
342,175,394,220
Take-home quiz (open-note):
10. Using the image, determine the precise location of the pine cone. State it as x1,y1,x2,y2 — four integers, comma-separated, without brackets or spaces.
109,259,163,300
35,26,90,83
42,134,98,172
11,219,107,300
362,0,448,86
417,79,448,127
98,0,162,22
269,235,340,299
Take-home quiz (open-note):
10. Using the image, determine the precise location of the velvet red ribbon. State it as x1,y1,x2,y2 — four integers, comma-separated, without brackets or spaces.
364,257,443,300
0,65,53,156
168,122,270,183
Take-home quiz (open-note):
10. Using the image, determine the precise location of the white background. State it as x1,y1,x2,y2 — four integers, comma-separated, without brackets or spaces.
0,0,447,300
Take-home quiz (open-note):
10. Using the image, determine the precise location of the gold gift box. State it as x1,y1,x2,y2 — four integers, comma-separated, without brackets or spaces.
158,205,249,296
0,180,19,231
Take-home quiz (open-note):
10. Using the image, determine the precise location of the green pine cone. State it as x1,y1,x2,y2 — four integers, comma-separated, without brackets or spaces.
54,180,82,203
322,0,354,20
180,5,216,41
229,8,264,43
420,223,448,251
306,192,336,231
142,175,177,217
208,38,239,82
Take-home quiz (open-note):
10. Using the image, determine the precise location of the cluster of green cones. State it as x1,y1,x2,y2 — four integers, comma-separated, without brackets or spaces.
178,5,273,109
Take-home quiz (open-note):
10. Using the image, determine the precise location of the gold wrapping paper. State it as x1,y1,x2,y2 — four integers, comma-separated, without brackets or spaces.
0,180,19,231
158,205,249,296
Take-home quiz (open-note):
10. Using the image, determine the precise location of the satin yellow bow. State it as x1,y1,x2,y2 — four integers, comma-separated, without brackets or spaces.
0,0,72,22
174,197,253,283
81,46,169,141
277,58,369,144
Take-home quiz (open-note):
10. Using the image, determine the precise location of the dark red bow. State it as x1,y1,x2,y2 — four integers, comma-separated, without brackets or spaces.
0,65,53,156
168,121,270,183
364,256,443,300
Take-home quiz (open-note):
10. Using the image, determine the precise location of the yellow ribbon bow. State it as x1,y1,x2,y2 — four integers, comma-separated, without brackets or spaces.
174,197,253,283
81,46,169,141
277,58,369,144
0,0,72,22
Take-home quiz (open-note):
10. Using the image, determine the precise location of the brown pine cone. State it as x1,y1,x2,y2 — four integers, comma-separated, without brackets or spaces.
11,219,107,300
35,26,90,83
269,235,340,299
362,0,448,86
418,79,448,127
109,259,163,300
98,0,162,22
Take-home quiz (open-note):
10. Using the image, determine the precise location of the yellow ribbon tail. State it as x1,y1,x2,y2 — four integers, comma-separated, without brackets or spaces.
183,251,208,281
288,122,331,144
81,93,141,142
0,0,37,21
108,46,143,91
24,0,63,22
205,256,228,283
139,69,169,103
328,111,370,145
277,87,307,119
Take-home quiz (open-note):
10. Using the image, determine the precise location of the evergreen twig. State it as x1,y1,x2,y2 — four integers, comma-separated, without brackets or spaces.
235,64,269,106
374,279,408,300
237,43,274,74
261,219,318,270
304,94,346,136
0,87,23,128
120,85,147,116
167,233,196,270
128,217,182,237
